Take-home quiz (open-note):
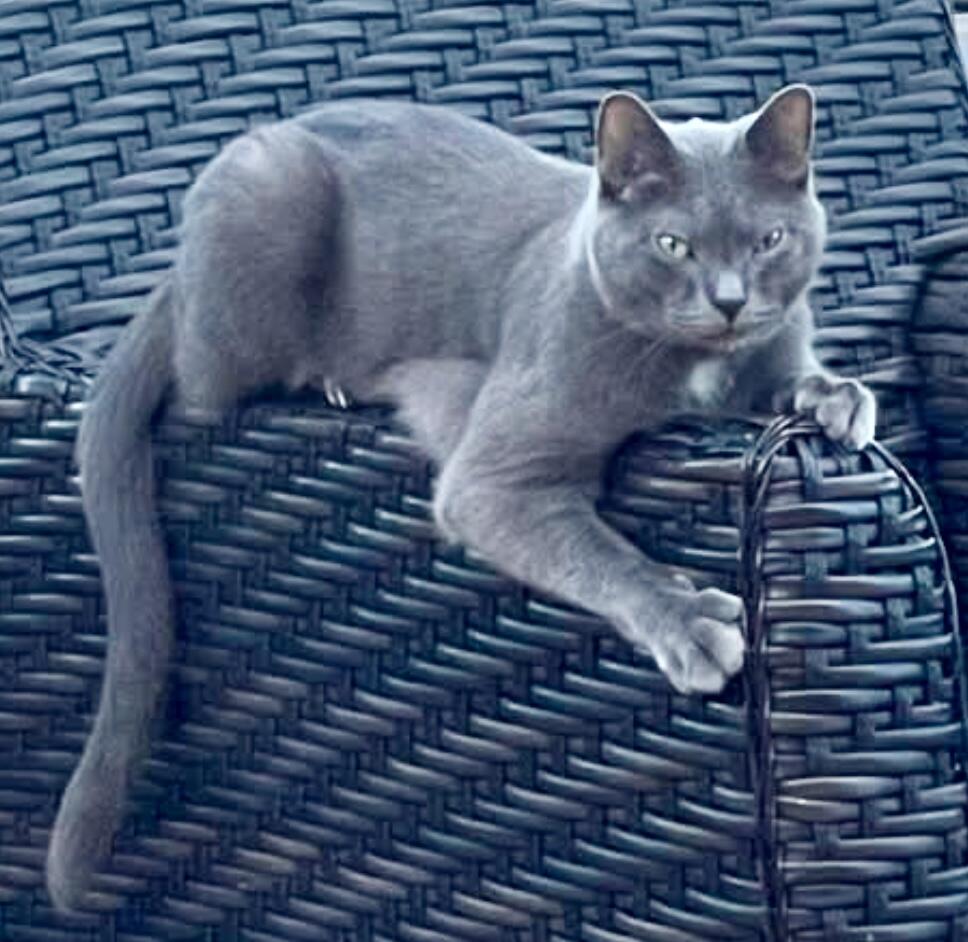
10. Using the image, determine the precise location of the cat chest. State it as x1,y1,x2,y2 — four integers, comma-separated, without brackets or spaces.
684,358,734,409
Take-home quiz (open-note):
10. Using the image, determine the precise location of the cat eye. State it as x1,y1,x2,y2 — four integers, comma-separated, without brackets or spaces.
758,226,785,253
655,233,690,260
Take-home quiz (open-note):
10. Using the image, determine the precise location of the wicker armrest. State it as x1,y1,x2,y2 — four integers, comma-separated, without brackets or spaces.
0,385,965,939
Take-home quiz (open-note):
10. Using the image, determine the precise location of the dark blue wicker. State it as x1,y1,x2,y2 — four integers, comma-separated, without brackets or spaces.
914,223,968,615
2,0,968,939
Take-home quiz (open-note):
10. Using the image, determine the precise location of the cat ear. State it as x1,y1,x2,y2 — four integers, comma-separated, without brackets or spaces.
596,91,681,200
744,84,815,186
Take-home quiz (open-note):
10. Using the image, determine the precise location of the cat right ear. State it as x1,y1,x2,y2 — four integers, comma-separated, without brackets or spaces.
744,84,815,186
596,91,681,201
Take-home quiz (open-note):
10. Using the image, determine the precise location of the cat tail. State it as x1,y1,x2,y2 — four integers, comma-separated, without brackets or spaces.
47,278,176,912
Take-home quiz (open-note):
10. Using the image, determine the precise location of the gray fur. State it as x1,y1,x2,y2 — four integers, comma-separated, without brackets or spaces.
47,85,876,910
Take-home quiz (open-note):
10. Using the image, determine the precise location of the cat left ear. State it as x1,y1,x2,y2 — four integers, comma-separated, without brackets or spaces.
744,84,815,186
596,91,681,200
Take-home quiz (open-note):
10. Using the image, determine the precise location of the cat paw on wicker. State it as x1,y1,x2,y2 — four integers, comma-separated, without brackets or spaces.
792,374,877,451
617,576,746,695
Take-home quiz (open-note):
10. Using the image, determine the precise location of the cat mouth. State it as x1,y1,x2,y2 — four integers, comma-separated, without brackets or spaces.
674,326,745,351
674,319,777,352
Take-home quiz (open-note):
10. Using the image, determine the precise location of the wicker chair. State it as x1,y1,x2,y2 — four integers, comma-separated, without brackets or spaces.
2,0,968,939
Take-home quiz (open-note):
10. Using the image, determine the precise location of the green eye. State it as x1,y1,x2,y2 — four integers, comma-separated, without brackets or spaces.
760,226,785,252
656,232,690,260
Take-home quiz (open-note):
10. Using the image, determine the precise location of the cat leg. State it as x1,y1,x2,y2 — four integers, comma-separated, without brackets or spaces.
753,323,877,451
743,307,877,451
374,357,489,466
432,380,745,695
171,120,341,413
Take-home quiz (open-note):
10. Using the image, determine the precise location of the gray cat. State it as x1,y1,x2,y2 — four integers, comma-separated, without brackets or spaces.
47,84,876,911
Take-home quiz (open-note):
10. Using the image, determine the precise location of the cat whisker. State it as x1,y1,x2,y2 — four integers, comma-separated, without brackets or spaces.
671,311,707,325
670,323,725,340
580,321,661,365
628,333,672,377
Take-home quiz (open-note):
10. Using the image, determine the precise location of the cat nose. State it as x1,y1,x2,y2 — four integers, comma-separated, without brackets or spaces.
710,271,746,323
715,297,745,322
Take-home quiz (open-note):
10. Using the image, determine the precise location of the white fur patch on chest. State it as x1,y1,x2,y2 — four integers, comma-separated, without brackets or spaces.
686,358,728,408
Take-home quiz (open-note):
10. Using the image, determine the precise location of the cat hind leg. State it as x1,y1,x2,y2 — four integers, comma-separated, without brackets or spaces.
171,121,342,414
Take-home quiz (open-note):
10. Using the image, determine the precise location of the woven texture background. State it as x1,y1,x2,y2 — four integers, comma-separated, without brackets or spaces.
1,400,966,941
915,223,968,679
3,0,968,939
2,0,968,453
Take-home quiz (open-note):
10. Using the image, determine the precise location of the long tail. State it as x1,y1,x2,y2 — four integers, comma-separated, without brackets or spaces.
47,280,175,912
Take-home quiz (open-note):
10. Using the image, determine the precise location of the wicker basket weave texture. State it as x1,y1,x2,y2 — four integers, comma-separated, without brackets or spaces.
1,397,966,941
914,223,968,635
603,416,968,941
2,0,968,939
0,0,967,454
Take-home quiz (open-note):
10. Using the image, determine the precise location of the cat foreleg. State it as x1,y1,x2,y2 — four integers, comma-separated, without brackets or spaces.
434,445,745,695
742,304,877,451
768,347,877,451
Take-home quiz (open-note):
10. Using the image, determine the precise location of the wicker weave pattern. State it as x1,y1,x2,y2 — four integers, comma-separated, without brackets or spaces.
0,0,967,453
3,393,762,941
3,0,968,938
604,417,968,941
0,391,965,940
914,224,968,633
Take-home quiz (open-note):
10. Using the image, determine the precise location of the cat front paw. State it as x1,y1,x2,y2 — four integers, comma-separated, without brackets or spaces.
621,582,746,695
793,374,876,451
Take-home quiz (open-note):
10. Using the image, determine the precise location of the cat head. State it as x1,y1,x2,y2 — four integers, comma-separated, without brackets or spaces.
588,84,826,352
